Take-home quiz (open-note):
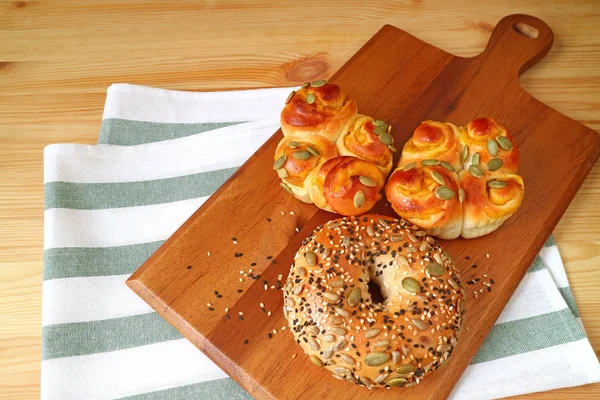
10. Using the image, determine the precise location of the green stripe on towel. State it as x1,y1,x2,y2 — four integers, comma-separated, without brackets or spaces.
117,378,252,400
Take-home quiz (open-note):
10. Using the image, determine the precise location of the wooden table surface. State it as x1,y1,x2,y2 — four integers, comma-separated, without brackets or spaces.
1,1,598,399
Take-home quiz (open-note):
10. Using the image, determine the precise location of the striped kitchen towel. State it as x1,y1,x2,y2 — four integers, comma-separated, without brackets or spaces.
42,84,600,400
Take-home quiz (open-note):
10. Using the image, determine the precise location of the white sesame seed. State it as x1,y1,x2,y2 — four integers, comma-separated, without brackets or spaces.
486,253,490,258
207,303,212,307
207,251,211,256
267,311,272,316
239,311,244,316
260,302,264,308
290,211,295,215
225,307,229,312
239,278,244,282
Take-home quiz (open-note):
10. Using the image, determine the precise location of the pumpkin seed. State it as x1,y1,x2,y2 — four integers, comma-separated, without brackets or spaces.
309,326,319,335
297,266,307,276
332,327,346,335
305,251,317,266
341,354,355,365
322,292,339,302
402,277,421,293
280,182,294,195
310,355,323,367
444,251,454,263
306,93,316,104
322,348,334,359
364,352,390,366
347,288,362,307
472,152,480,166
365,328,382,338
431,171,446,185
359,175,376,187
309,339,320,351
435,186,455,200
374,339,390,347
287,141,300,148
411,319,427,331
396,364,416,374
460,146,468,163
301,82,310,89
487,158,503,171
392,351,401,365
273,155,286,169
487,138,499,156
277,168,288,178
293,150,312,160
496,135,513,150
354,191,365,208
334,366,351,375
311,79,326,87
388,378,408,387
427,262,446,276
322,334,335,343
422,159,439,166
379,133,393,145
403,162,417,171
458,188,465,203
285,91,295,104
334,339,348,351
335,307,350,318
306,146,319,156
388,144,397,152
469,165,483,178
440,161,455,171
375,373,389,383
373,119,386,127
488,180,507,189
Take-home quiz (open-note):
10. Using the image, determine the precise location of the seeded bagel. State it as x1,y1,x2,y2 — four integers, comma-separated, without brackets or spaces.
283,214,465,389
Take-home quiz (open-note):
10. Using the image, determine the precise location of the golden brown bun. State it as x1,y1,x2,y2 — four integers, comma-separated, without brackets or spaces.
281,83,358,142
309,157,386,216
335,115,395,175
460,118,519,173
283,215,465,389
459,170,524,238
399,121,463,171
275,134,338,203
385,163,463,239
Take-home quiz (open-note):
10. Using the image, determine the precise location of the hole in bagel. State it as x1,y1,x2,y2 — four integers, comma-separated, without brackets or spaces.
367,279,385,304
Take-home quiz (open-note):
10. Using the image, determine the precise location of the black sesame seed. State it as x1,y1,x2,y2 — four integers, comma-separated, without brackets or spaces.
225,315,230,319
465,256,471,260
472,264,478,269
266,218,271,222
243,339,249,345
186,265,192,270
237,289,243,293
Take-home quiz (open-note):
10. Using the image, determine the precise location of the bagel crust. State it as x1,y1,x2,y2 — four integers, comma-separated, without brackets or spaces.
283,214,465,389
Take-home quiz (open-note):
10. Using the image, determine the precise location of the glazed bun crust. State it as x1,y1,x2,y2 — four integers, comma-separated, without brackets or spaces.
281,84,358,142
461,118,519,173
284,215,465,389
399,121,463,171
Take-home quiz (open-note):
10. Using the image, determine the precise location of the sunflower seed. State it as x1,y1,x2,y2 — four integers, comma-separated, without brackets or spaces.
347,288,362,307
461,145,469,162
378,218,388,227
322,248,330,258
496,135,513,150
364,352,390,366
311,79,326,87
322,348,334,359
411,319,427,330
472,152,480,166
487,138,499,156
433,252,443,264
341,354,355,365
334,339,348,351
469,165,483,178
309,339,320,351
424,361,434,373
431,171,446,185
277,168,288,178
450,336,458,347
402,277,421,293
305,251,317,266
334,366,351,375
285,91,295,104
301,82,310,88
437,344,451,353
306,93,316,104
286,297,295,307
309,355,323,367
375,373,389,383
323,292,339,302
435,186,455,200
297,266,306,276
422,159,439,166
342,236,350,248
287,141,300,148
402,162,417,171
440,161,455,172
306,146,319,156
396,255,409,266
332,327,346,335
293,285,303,295
273,155,287,169
488,180,507,188
487,158,503,171
401,345,410,356
309,326,319,335
407,232,418,242
354,191,365,208
359,175,376,187
365,328,382,338
390,235,403,242
293,150,312,160
391,351,401,365
280,182,294,195
447,278,459,290
419,241,428,252
331,316,343,325
329,279,344,287
458,188,465,203
379,133,393,145
374,339,390,347
367,226,374,236
427,262,446,276
322,334,336,343
388,378,408,386
335,307,350,318
396,364,416,374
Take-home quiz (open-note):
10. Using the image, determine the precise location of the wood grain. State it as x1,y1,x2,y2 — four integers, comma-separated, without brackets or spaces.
1,1,600,399
127,15,599,400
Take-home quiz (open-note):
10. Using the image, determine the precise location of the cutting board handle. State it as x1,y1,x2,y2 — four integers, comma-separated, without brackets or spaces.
482,14,554,77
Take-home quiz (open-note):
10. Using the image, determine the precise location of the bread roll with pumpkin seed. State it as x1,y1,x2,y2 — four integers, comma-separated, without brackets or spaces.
281,82,358,142
309,156,386,216
459,170,524,238
460,118,519,173
274,134,338,203
283,215,465,389
335,115,396,175
398,121,463,172
385,162,463,239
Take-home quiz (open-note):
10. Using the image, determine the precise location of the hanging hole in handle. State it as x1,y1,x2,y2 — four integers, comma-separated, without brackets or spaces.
513,22,539,39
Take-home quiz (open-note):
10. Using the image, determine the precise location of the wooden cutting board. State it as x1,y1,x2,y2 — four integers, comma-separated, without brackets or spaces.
127,14,600,400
